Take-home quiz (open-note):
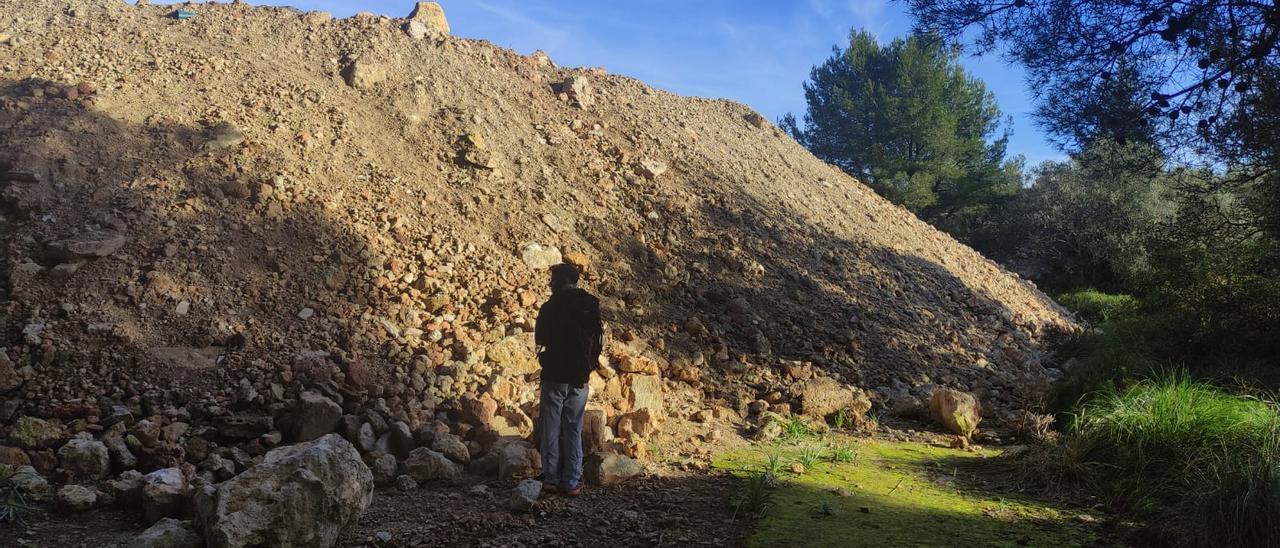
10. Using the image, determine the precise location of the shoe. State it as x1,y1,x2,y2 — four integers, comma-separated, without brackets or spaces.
564,483,583,497
541,483,558,495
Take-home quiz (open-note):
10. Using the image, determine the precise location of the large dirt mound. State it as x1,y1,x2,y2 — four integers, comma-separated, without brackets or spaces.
0,1,1072,469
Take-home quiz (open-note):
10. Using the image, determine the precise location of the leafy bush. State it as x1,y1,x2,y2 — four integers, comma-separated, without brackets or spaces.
1063,374,1280,546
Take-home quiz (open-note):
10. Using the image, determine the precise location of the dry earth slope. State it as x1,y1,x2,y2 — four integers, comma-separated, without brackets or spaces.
0,0,1074,533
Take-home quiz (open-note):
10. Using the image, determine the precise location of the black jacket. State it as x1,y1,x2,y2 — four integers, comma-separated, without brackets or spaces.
535,286,603,387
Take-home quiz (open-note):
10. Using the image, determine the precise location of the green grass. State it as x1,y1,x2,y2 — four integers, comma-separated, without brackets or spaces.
1062,373,1280,546
716,438,1105,547
1056,289,1139,324
731,471,774,521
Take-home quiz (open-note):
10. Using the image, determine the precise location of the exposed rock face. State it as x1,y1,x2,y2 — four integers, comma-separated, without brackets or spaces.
196,434,373,548
930,389,982,438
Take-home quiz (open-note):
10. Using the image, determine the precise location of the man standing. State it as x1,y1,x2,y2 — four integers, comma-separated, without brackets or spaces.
535,263,603,496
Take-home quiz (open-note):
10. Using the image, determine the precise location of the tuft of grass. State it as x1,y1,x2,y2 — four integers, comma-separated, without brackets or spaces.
865,411,880,431
833,408,850,430
763,452,784,475
827,445,858,463
731,471,774,521
1064,372,1280,545
795,447,822,472
780,415,816,442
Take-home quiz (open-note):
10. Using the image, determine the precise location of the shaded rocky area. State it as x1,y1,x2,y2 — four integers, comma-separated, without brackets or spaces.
0,1,1077,546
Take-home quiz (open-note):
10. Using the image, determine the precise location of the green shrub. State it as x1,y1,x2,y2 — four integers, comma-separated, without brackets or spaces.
1056,289,1140,324
1063,373,1280,546
1045,312,1174,417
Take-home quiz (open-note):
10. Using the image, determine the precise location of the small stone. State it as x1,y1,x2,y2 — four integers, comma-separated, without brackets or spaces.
57,484,97,512
297,307,315,320
394,474,418,491
129,518,202,548
636,158,667,180
508,479,541,513
175,301,190,315
342,61,387,90
520,243,562,270
48,230,126,260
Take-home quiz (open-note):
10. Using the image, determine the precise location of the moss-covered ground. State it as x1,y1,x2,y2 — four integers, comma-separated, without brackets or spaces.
714,436,1110,547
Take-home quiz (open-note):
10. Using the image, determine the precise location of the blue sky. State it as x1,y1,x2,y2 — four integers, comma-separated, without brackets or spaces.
159,0,1063,166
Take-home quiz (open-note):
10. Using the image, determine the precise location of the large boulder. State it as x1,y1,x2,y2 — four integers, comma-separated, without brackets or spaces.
584,453,642,485
57,437,110,480
288,392,342,442
130,518,203,548
57,484,97,512
407,2,449,35
430,433,469,464
486,336,537,376
496,441,538,480
143,468,188,524
8,465,48,494
400,447,463,485
196,434,372,548
794,377,871,422
929,388,982,439
626,374,663,412
9,416,64,449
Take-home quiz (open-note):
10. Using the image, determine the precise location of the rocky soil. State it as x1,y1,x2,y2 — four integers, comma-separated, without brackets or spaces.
0,1,1077,546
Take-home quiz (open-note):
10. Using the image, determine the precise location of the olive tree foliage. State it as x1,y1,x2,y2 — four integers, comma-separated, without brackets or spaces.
780,30,1021,242
1008,141,1180,290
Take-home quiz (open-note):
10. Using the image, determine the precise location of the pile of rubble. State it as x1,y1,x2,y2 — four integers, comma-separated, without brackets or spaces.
0,1,1076,544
